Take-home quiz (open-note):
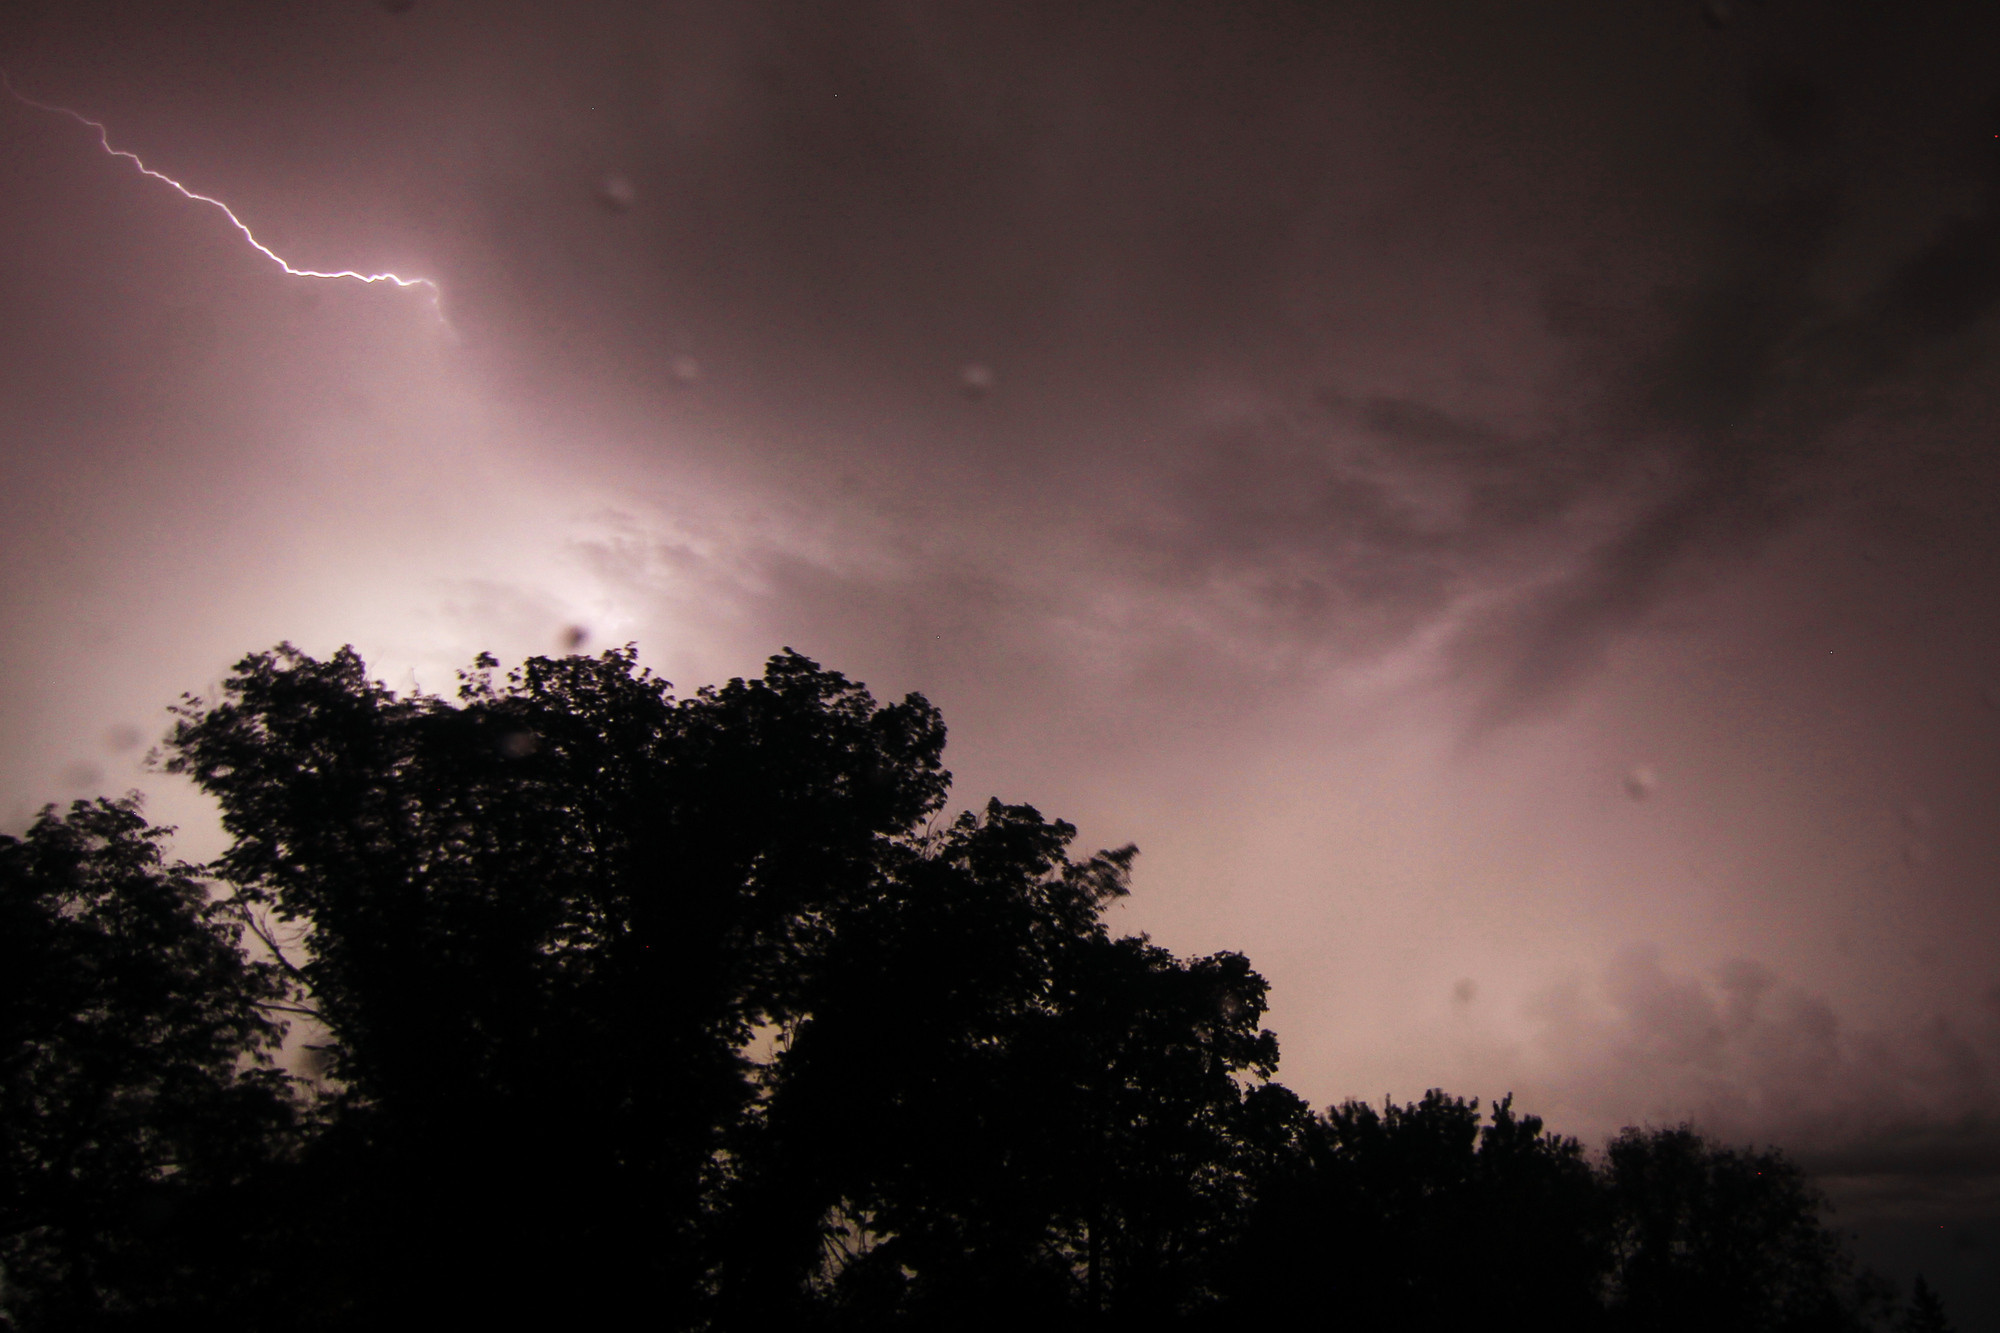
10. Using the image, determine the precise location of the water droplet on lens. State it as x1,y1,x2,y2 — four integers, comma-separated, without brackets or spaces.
64,761,103,790
1452,978,1478,1005
1701,0,1735,28
1623,766,1658,800
560,625,589,652
380,0,416,13
103,723,142,753
596,174,636,212
1903,840,1933,866
958,362,996,398
670,355,701,383
497,730,540,759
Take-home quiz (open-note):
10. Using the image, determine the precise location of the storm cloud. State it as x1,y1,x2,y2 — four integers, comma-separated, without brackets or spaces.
5,1,2000,1319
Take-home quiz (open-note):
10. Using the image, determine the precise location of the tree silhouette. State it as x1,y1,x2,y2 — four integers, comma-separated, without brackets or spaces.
1902,1276,1956,1333
1221,1089,1606,1331
0,797,296,1328
0,643,1950,1332
162,644,955,1323
720,800,1300,1328
154,643,1323,1328
1602,1125,1889,1333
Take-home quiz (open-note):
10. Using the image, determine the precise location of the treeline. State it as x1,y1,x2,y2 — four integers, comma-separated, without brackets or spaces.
0,647,1953,1331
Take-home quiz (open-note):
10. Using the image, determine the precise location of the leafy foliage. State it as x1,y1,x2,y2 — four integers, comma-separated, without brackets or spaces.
0,643,1956,1332
1224,1088,1606,1331
161,644,952,1324
0,797,296,1327
1602,1126,1891,1333
726,803,1295,1327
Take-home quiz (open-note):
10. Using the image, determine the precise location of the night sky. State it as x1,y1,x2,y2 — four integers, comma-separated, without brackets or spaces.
4,1,1998,1318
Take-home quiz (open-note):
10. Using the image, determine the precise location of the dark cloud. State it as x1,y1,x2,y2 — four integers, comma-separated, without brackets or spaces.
331,1,1950,733
1522,944,2000,1316
114,4,1965,728
1531,945,2000,1197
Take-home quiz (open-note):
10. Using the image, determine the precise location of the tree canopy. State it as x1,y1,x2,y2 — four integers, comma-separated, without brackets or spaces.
0,797,296,1328
0,644,1950,1332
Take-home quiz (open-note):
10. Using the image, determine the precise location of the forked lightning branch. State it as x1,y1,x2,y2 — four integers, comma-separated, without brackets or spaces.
5,72,441,309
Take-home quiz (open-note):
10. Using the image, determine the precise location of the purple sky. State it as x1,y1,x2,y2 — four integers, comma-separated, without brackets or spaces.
4,1,1998,1316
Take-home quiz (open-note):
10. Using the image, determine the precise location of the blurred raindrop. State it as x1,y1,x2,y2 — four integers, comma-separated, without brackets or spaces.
596,174,636,212
1701,0,1736,29
103,723,142,752
1452,978,1478,1006
496,730,540,759
1980,682,2000,711
380,0,416,12
1623,765,1658,800
670,355,702,383
63,761,103,791
1903,839,1933,867
958,362,996,398
560,625,589,652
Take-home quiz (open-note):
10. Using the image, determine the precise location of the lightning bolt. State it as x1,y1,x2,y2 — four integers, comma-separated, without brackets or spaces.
5,72,442,310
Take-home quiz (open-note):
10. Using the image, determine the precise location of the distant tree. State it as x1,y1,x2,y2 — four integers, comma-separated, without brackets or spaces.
1221,1088,1606,1331
1602,1126,1888,1333
1900,1276,1955,1333
0,798,297,1330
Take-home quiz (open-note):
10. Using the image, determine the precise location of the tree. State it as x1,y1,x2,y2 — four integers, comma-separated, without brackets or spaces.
1601,1126,1886,1333
162,642,1299,1329
1901,1276,1955,1333
162,644,953,1324
4,639,1903,1331
720,800,1301,1329
0,798,297,1329
1220,1089,1606,1331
